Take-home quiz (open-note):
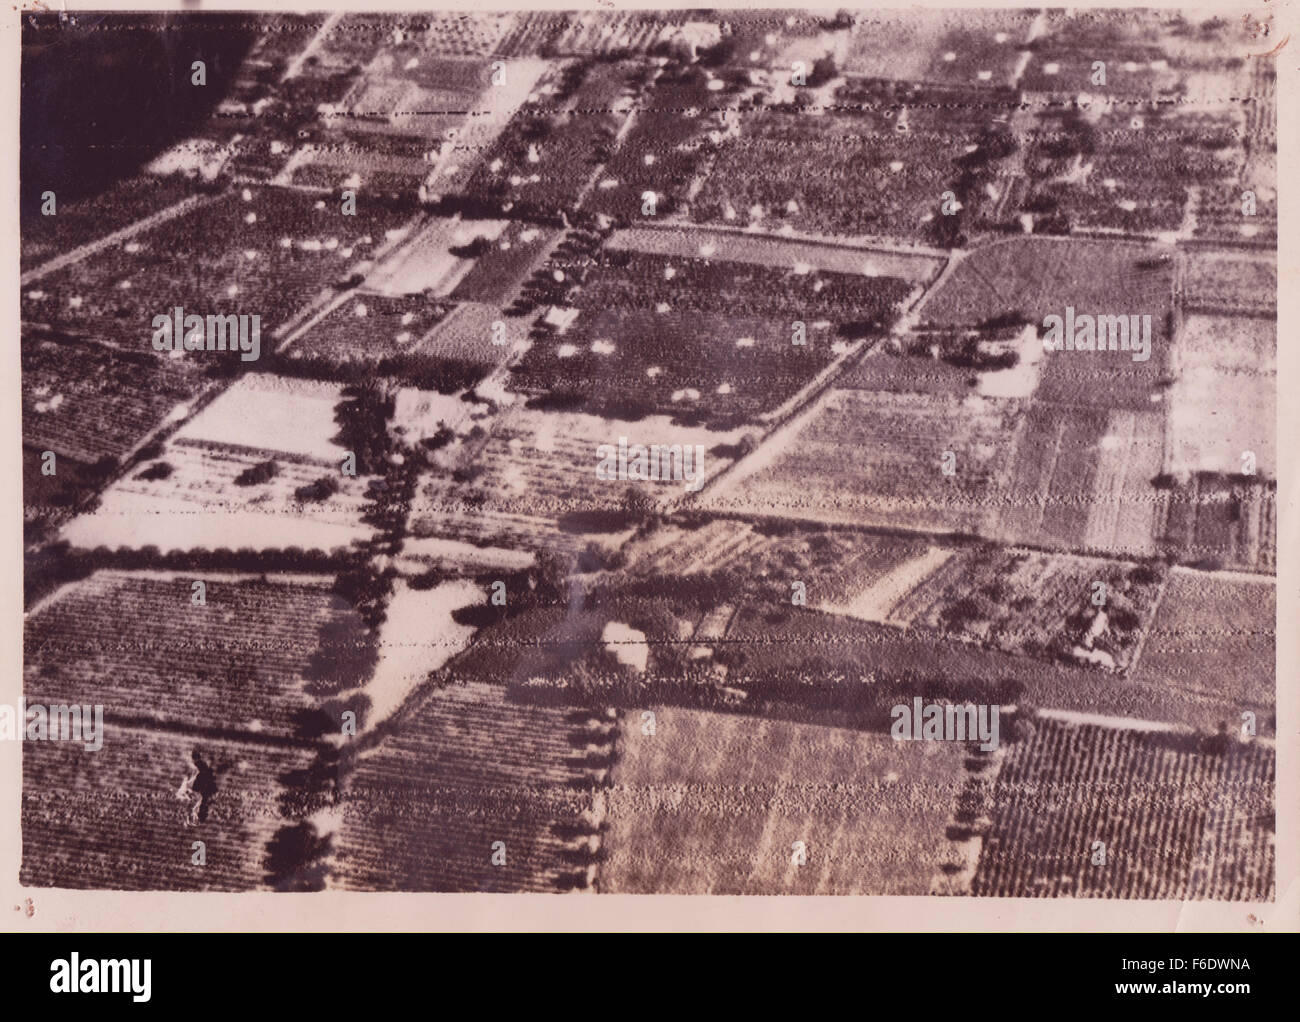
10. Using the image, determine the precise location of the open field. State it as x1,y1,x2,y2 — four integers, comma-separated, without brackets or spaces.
22,725,322,891
921,237,1175,410
24,185,418,343
22,333,207,465
409,405,745,557
333,681,601,891
25,571,369,740
973,718,1274,899
601,705,967,894
509,248,908,426
1130,570,1275,730
708,388,1023,534
607,225,946,283
1158,475,1276,573
1167,314,1275,479
1183,252,1275,316
996,404,1165,557
59,374,379,553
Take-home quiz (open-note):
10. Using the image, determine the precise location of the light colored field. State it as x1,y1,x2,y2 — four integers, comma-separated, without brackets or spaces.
60,439,375,553
367,217,510,296
1168,315,1274,481
601,706,967,894
1167,367,1274,478
175,373,349,463
996,404,1164,557
357,579,480,732
606,226,945,283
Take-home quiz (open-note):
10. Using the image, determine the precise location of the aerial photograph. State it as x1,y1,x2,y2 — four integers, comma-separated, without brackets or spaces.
16,7,1276,900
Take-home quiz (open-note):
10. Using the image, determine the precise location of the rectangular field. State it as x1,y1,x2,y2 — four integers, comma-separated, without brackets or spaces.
973,718,1274,900
601,706,968,894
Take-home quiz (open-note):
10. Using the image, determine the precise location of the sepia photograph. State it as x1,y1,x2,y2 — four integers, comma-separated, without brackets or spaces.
3,0,1292,943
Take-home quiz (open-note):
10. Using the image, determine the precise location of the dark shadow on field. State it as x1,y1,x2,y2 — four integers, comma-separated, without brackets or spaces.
21,13,255,215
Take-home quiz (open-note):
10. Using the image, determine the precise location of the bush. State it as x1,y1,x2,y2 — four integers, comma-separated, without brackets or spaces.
296,476,340,503
136,461,173,482
234,459,279,486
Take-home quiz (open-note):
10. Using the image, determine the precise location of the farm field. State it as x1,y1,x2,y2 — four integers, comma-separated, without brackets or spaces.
1158,474,1276,573
409,405,746,557
580,65,720,223
708,388,1023,534
287,292,456,366
363,217,512,297
1014,103,1240,235
973,718,1274,899
21,174,201,273
921,237,1175,411
836,346,982,397
843,546,1165,671
716,603,1261,734
1129,571,1275,733
622,519,930,603
25,571,370,740
1166,314,1275,479
606,225,946,283
463,57,636,217
61,438,376,554
600,706,968,894
24,185,418,343
59,373,378,553
22,724,322,891
509,247,909,427
449,220,564,304
1182,252,1275,316
22,332,208,465
996,404,1165,557
1193,181,1277,248
690,108,995,242
625,520,1165,673
332,681,601,891
913,13,1037,87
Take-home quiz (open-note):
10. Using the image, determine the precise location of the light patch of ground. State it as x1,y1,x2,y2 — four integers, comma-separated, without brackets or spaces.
60,439,375,553
391,387,471,444
175,373,349,462
1167,367,1274,477
397,536,534,573
601,706,968,895
976,324,1045,399
354,578,480,733
367,217,509,296
603,621,649,674
820,545,954,625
